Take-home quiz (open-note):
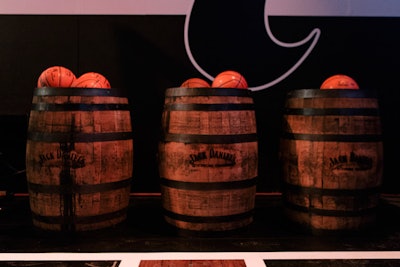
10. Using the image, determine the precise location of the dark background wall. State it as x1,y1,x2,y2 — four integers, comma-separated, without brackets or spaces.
0,11,399,193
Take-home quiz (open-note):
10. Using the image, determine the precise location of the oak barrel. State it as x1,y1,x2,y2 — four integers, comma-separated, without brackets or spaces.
279,89,383,233
158,87,258,232
26,87,133,231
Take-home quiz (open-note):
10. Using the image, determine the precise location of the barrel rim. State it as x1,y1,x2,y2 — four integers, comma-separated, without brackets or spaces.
165,87,252,97
286,88,378,98
34,87,127,97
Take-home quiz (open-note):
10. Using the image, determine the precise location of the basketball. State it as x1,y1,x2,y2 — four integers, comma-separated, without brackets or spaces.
37,66,76,88
71,72,111,88
320,74,359,89
180,78,210,88
211,70,248,89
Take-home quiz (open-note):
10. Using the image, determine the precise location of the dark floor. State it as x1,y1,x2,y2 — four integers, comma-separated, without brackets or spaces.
1,194,400,253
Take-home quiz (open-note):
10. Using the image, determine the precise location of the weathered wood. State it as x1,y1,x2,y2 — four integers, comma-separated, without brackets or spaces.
26,88,133,231
280,89,383,233
159,88,258,232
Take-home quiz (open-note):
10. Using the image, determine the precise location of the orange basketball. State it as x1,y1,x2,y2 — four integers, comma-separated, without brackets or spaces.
320,74,359,89
211,70,248,89
180,78,210,88
37,66,76,88
71,72,111,88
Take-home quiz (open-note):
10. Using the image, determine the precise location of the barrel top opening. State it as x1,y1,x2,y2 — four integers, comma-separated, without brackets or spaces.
34,87,128,97
165,87,253,97
286,88,378,98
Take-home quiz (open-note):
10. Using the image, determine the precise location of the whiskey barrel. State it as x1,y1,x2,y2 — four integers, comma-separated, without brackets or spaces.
280,89,383,234
158,87,258,233
26,87,133,232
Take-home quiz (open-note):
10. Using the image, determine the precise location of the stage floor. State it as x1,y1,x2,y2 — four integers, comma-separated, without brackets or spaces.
1,194,400,266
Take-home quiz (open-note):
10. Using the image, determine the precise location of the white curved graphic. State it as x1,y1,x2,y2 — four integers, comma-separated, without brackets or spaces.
254,1,321,91
184,0,321,91
183,1,213,82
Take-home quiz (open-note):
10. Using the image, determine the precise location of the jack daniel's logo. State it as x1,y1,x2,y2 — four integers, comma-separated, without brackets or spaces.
38,149,85,169
189,148,236,167
330,151,372,171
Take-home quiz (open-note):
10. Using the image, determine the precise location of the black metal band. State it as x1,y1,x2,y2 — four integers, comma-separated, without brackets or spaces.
28,178,132,194
284,201,378,217
163,208,254,223
280,132,382,142
160,177,257,191
162,133,257,144
286,89,378,99
284,108,379,116
164,103,255,111
283,183,381,197
31,207,128,225
34,87,127,97
31,103,131,111
27,131,133,142
165,87,252,97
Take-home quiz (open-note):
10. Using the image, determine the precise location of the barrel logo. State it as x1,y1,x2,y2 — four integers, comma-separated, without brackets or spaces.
189,148,236,167
330,151,373,171
38,145,85,169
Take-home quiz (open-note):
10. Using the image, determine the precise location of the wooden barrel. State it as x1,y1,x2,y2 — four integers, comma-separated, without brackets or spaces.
158,87,258,233
26,87,133,232
279,89,383,234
